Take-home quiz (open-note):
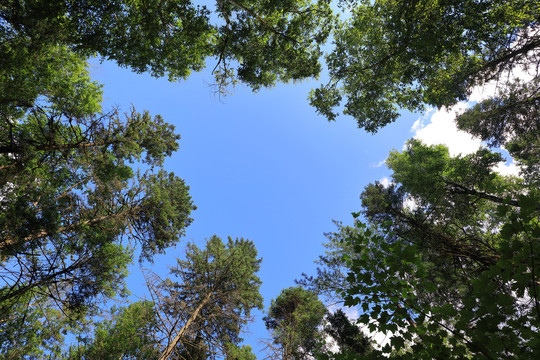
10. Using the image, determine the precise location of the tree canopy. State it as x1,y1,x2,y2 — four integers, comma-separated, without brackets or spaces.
264,286,327,360
334,139,540,358
1,0,334,99
310,0,540,131
1,0,539,358
155,236,263,360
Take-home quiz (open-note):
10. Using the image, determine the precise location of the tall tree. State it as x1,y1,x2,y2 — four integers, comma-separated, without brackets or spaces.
310,0,540,131
69,236,262,360
0,99,194,319
338,140,540,359
264,286,327,360
324,309,373,358
152,236,263,360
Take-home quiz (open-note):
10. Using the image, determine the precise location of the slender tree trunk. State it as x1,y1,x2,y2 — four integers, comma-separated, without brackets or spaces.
158,292,213,360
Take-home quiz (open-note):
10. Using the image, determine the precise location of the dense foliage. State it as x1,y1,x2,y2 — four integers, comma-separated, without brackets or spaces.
264,286,327,359
1,0,539,358
304,2,539,359
310,0,540,131
0,53,194,352
1,0,334,97
70,236,262,359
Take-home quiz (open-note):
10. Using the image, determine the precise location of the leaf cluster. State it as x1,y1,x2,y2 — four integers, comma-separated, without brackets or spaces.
310,0,540,131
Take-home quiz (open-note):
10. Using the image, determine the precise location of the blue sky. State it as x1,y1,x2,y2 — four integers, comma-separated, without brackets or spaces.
89,58,427,355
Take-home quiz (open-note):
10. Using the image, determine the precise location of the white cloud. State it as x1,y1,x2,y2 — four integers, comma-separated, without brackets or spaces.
409,60,535,176
410,108,520,176
379,177,392,188
403,195,418,212
410,118,424,133
494,160,520,177
411,103,482,157
326,304,358,321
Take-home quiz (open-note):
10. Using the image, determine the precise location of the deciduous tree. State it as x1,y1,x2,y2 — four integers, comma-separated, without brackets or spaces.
310,0,540,131
1,0,334,98
338,139,540,359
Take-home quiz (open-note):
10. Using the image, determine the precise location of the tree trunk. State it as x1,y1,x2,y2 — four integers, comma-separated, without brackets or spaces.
158,292,213,360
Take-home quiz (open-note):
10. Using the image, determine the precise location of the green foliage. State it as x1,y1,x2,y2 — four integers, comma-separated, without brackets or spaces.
158,236,263,359
0,292,81,360
1,0,334,92
338,140,540,359
3,1,538,358
0,44,103,118
324,309,372,357
70,301,160,360
226,344,257,360
310,0,540,131
264,286,327,360
0,80,194,360
216,0,334,91
0,103,194,316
